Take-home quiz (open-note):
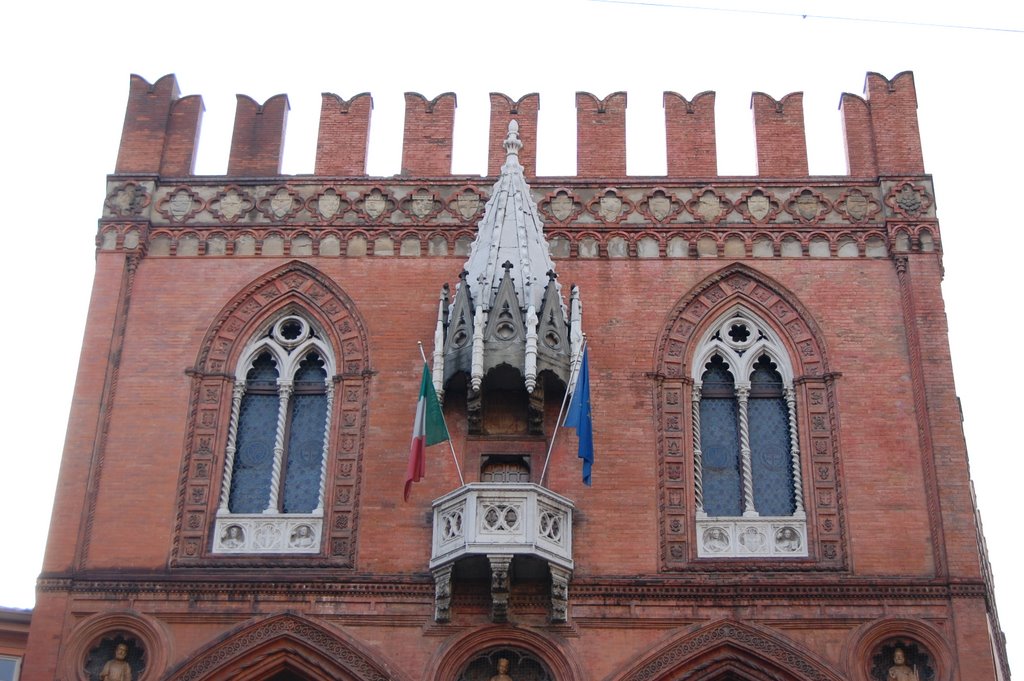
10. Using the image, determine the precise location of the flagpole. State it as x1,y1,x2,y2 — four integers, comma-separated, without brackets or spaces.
418,341,465,486
539,334,587,487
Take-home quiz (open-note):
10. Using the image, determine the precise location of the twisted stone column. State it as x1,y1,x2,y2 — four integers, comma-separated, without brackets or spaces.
736,385,757,517
218,382,246,512
315,382,335,513
265,381,293,513
691,384,705,515
785,387,804,515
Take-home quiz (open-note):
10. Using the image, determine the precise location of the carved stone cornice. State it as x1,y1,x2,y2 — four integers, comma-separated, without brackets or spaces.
38,573,986,603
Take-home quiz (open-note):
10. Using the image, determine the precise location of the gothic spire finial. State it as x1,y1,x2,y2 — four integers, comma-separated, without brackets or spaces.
503,119,522,158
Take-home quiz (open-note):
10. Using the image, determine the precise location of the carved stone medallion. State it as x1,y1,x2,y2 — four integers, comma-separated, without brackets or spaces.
156,187,202,223
597,191,624,222
784,188,830,224
686,188,730,223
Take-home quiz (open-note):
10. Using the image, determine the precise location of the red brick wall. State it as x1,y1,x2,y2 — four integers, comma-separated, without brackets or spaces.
23,72,1003,681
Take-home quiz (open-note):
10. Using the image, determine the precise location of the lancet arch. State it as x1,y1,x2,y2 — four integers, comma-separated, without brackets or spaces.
609,620,845,681
655,264,847,570
161,613,406,681
430,625,585,681
171,261,371,568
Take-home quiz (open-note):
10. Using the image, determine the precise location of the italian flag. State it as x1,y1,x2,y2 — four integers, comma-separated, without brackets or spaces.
404,363,450,501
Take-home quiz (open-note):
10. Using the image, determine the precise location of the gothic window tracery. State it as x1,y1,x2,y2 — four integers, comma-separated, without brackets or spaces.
691,307,806,557
213,313,335,554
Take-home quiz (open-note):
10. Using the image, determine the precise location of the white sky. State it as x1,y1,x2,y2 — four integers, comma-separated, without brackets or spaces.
1,0,1020,673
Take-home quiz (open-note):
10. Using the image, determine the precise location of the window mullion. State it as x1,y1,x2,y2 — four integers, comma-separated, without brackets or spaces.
218,382,246,513
691,383,705,517
315,382,335,513
736,384,758,517
785,386,805,516
265,380,293,513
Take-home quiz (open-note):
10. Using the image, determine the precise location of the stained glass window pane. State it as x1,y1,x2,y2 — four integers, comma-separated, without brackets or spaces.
749,396,795,515
294,351,325,386
700,397,742,517
246,352,279,386
700,356,741,516
749,355,783,396
283,392,328,513
229,393,279,513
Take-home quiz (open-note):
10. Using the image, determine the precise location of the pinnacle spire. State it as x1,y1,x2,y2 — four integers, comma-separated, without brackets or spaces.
462,119,557,315
435,119,581,409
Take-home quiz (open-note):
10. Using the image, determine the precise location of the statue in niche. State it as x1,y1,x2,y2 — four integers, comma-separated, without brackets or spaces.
489,658,514,681
888,648,921,681
100,643,132,681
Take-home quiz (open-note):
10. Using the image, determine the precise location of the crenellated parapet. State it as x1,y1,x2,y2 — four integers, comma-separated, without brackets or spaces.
751,92,808,177
116,74,204,176
115,72,927,182
105,73,937,259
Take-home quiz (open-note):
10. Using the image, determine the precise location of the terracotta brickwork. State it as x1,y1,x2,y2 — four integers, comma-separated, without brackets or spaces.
22,72,1008,681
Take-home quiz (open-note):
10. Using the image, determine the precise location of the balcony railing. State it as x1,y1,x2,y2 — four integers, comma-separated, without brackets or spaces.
428,483,574,623
430,483,574,570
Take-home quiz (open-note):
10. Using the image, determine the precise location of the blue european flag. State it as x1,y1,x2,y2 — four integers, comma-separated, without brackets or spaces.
564,346,593,485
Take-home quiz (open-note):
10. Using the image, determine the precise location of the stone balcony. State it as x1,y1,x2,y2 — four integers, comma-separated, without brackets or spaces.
429,483,574,623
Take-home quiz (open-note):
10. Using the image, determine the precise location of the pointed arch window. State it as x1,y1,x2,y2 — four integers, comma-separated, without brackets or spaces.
213,314,334,554
692,308,806,557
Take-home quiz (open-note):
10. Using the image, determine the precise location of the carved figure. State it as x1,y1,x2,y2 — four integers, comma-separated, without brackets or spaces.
775,526,802,552
100,643,132,681
222,525,244,548
887,648,920,681
290,524,315,548
489,658,513,681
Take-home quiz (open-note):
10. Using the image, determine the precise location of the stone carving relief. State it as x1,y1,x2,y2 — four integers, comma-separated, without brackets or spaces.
686,188,732,223
835,188,881,223
156,186,203,223
735,188,781,223
587,188,632,223
699,520,810,558
307,188,350,222
207,186,255,223
105,182,151,217
257,186,303,220
638,188,683,223
539,189,583,223
784,188,831,224
447,186,486,222
885,181,933,219
356,187,396,221
400,188,443,222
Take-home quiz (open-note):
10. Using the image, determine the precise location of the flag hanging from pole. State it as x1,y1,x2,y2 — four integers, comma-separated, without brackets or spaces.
404,363,450,501
564,346,593,485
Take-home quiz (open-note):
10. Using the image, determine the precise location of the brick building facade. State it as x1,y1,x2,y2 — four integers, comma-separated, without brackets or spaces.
22,71,1009,680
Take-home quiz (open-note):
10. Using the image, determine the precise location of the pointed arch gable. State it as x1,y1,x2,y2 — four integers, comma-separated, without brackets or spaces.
655,264,847,571
609,620,844,681
656,264,830,380
196,260,369,376
171,261,370,568
163,613,408,681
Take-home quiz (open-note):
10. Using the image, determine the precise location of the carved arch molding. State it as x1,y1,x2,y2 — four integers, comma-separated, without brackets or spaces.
171,261,371,567
655,264,847,570
613,620,846,681
161,613,405,681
